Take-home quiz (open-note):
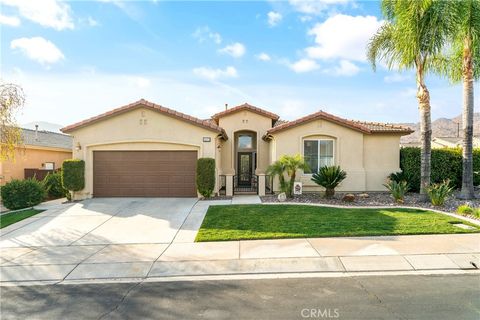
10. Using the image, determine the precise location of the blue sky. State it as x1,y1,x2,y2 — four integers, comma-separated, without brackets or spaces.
1,0,478,127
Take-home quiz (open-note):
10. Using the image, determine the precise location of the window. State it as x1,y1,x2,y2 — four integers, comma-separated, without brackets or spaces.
44,162,55,170
303,140,334,174
238,134,253,149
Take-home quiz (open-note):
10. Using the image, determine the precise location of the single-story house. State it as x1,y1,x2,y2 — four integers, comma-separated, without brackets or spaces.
0,127,72,185
432,136,480,149
61,99,413,199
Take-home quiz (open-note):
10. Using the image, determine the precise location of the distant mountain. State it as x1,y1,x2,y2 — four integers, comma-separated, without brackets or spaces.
21,121,64,133
401,113,480,143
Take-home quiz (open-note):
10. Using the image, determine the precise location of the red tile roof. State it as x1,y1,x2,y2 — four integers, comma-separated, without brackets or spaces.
211,103,280,122
61,99,228,139
266,110,413,136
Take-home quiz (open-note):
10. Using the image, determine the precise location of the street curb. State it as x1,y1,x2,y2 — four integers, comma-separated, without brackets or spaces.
1,269,478,287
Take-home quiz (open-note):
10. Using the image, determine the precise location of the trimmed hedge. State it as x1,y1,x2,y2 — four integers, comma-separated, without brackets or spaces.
43,171,69,199
196,158,215,198
1,179,46,210
62,159,85,192
400,147,480,192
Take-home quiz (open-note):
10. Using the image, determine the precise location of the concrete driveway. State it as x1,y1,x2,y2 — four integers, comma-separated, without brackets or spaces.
1,198,199,248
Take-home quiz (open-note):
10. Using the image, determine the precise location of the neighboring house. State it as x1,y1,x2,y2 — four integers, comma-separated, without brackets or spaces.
61,99,412,199
432,136,480,149
400,136,480,149
0,127,73,186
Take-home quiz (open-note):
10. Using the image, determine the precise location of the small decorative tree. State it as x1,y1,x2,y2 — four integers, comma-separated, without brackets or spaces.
267,154,308,198
311,165,347,198
62,159,85,200
196,158,215,198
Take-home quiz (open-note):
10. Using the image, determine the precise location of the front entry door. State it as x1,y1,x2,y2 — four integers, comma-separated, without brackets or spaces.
238,152,252,186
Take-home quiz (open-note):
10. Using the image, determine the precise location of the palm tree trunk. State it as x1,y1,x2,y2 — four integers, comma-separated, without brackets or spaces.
459,35,475,199
416,68,432,199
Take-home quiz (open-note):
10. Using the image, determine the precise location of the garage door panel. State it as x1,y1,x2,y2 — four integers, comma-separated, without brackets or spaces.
93,150,197,197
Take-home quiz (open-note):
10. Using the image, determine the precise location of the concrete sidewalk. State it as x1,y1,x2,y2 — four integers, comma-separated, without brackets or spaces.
1,233,478,284
1,197,479,285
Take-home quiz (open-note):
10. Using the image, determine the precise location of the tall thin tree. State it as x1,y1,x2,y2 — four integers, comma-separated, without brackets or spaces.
440,0,480,199
367,0,455,198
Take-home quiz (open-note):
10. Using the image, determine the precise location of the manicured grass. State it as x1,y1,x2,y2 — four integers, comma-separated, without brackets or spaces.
0,209,43,229
195,205,480,242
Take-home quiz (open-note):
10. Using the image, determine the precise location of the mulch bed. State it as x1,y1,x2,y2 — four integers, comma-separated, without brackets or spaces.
261,191,480,219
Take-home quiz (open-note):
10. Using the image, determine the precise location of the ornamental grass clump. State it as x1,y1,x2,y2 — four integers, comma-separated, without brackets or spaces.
427,180,455,206
384,180,409,204
456,204,474,216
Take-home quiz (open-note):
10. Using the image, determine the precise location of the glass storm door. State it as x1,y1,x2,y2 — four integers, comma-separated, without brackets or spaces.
238,152,252,186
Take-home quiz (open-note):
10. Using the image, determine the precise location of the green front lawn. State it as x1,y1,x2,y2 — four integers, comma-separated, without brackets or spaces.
0,209,43,229
195,205,479,242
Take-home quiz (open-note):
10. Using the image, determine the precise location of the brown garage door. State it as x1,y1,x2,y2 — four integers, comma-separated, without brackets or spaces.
93,150,197,197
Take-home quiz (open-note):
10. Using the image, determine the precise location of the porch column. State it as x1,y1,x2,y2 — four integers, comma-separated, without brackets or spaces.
226,174,234,196
257,174,266,196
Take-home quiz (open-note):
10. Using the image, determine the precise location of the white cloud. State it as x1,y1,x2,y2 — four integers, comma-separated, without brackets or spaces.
384,73,409,83
306,14,382,62
289,59,320,73
267,11,282,27
333,60,360,76
218,42,246,58
10,37,64,65
193,66,238,81
256,53,271,61
0,14,20,26
288,0,349,15
87,16,99,27
1,0,74,30
193,26,222,44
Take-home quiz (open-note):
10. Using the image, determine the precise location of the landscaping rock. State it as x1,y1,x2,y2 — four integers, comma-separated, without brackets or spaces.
261,191,480,219
277,193,287,202
358,193,370,198
343,194,356,202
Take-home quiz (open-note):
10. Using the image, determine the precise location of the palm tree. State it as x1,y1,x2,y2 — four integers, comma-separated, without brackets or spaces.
267,154,308,198
440,0,480,199
266,160,287,194
367,0,455,199
282,154,308,197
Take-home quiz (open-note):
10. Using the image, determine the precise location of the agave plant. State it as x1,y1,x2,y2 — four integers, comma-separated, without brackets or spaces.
384,180,409,204
427,180,455,206
311,165,347,198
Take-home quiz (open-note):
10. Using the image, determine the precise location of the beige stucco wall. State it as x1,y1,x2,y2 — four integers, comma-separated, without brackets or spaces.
270,119,402,192
218,110,273,175
0,146,72,186
363,134,401,191
68,107,221,199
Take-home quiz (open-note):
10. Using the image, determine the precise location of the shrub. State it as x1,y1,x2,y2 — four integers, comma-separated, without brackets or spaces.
311,165,347,198
62,159,85,193
196,158,215,198
473,209,480,218
384,180,409,203
427,180,455,206
43,171,68,199
1,179,46,210
400,147,480,192
456,204,474,216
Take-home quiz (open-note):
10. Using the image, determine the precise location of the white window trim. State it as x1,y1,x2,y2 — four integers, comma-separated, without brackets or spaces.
302,138,335,175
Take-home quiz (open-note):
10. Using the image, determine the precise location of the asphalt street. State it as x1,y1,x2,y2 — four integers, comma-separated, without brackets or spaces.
1,274,479,320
